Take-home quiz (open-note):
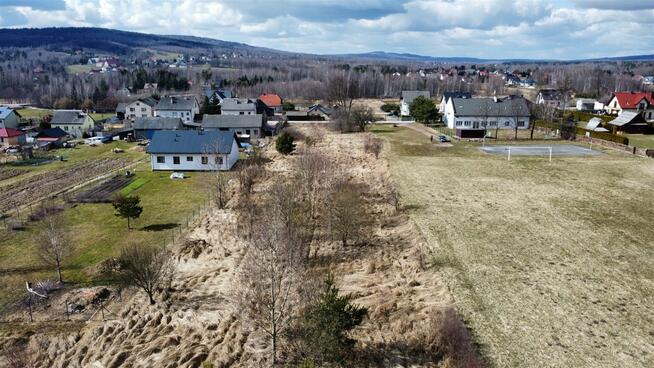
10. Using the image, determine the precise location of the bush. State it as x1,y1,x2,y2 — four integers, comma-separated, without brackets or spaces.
276,132,296,155
381,103,400,116
363,134,383,158
283,101,296,111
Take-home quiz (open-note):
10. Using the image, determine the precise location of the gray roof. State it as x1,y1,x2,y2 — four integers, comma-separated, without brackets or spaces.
442,92,471,104
202,114,263,129
307,104,333,116
451,97,530,117
402,91,431,105
538,89,564,101
155,96,197,111
608,111,647,127
221,98,257,111
51,110,94,125
0,107,16,119
148,130,238,154
585,118,608,131
133,117,184,130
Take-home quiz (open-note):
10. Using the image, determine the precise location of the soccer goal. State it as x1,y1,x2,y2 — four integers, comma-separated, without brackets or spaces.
506,146,553,162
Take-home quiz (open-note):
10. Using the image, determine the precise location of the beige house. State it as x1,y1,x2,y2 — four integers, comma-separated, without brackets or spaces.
51,110,96,138
124,97,157,120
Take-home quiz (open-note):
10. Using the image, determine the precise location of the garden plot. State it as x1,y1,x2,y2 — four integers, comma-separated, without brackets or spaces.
0,158,131,214
72,176,133,203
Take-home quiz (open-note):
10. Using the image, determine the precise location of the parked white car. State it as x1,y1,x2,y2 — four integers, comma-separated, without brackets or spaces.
170,172,185,180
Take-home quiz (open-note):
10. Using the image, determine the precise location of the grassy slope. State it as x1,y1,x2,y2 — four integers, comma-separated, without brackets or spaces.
0,146,211,311
373,125,654,368
624,134,654,148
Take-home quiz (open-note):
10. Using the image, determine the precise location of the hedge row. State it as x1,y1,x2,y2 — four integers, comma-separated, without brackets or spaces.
534,120,629,146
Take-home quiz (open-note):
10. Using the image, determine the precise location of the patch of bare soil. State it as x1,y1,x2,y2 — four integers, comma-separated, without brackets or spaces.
0,125,480,367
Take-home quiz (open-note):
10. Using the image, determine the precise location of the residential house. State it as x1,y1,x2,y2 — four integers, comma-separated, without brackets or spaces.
443,96,531,138
204,88,233,105
607,111,650,134
536,89,565,108
154,96,199,124
148,130,240,171
584,117,609,132
259,93,283,113
400,91,431,116
0,128,26,147
50,110,95,138
133,117,185,140
123,97,157,120
604,92,654,122
35,127,68,147
307,104,333,119
221,98,272,116
202,114,264,139
576,99,597,112
643,76,654,85
439,92,472,112
0,107,20,129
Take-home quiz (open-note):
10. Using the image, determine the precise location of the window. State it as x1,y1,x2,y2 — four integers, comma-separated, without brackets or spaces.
141,108,146,112
172,112,178,116
239,112,245,115
156,156,165,163
186,156,193,162
490,121,496,126
464,121,471,127
245,129,251,134
64,126,68,131
173,156,180,165
130,108,135,112
253,129,259,135
201,156,208,164
505,121,510,126
215,156,224,165
455,121,462,127
517,121,525,127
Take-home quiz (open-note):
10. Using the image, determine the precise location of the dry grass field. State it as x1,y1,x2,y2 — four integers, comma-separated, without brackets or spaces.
373,125,654,368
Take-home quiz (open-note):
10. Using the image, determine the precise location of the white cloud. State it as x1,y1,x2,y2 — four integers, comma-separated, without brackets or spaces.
3,0,654,59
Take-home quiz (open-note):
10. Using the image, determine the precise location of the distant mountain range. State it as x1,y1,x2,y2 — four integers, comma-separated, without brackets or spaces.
0,27,652,63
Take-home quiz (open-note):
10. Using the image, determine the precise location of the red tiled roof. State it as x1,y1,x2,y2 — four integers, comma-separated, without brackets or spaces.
259,93,282,107
0,128,25,138
612,92,654,109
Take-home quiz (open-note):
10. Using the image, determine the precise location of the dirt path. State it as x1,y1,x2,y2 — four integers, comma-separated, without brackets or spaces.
403,123,454,146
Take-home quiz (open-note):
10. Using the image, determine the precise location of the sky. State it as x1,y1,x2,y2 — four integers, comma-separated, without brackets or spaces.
0,0,653,59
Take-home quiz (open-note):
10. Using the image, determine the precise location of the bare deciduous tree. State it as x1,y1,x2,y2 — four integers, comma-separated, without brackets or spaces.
326,72,359,113
363,134,383,158
237,210,307,365
214,171,231,209
35,214,71,283
117,244,172,305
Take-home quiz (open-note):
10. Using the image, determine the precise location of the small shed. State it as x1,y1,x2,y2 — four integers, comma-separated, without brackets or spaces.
585,117,609,132
607,111,649,134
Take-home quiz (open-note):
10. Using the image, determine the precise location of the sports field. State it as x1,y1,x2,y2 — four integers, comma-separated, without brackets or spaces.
373,125,654,368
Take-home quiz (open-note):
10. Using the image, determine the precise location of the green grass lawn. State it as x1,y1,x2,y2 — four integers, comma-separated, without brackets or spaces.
89,113,116,121
66,64,94,74
0,162,212,311
373,125,654,368
16,107,53,120
623,133,654,148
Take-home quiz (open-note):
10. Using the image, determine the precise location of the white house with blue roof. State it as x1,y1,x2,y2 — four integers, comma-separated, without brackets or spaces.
148,130,240,171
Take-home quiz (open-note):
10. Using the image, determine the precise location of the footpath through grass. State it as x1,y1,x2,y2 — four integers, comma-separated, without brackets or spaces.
373,124,654,368
0,162,212,312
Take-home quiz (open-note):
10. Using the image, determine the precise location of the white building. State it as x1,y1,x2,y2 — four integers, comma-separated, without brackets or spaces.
154,96,199,123
148,130,240,171
123,97,157,120
221,98,260,116
439,92,472,112
444,96,531,138
605,92,654,122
